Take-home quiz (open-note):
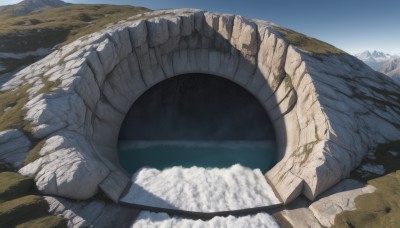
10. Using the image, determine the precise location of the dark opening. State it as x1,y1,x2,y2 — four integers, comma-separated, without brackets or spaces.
118,73,277,174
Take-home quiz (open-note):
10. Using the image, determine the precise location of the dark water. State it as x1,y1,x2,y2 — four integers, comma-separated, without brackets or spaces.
118,140,276,174
118,74,277,174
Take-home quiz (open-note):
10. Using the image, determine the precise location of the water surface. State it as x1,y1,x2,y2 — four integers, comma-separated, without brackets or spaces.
118,140,276,174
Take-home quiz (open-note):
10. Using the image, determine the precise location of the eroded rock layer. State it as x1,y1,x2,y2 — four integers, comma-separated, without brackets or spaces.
0,9,399,204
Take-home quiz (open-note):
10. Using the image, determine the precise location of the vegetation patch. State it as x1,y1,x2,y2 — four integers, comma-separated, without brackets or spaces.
16,215,67,228
271,25,345,55
0,195,49,227
0,83,31,132
35,77,61,95
0,4,149,74
0,4,149,53
0,171,67,227
24,139,46,166
333,171,400,228
0,172,35,202
333,141,400,228
283,74,293,91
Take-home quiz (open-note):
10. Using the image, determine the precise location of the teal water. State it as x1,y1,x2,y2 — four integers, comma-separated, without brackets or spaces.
118,140,276,174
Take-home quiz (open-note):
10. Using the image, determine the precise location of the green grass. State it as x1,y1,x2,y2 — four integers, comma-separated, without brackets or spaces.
24,140,46,165
333,171,400,228
333,141,400,228
16,215,67,228
0,4,149,74
272,25,346,55
0,4,149,53
0,171,67,227
0,172,35,202
283,74,293,91
36,77,61,95
0,83,31,132
0,195,49,227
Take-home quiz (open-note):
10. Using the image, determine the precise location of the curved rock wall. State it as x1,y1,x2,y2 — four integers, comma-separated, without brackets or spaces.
1,9,399,204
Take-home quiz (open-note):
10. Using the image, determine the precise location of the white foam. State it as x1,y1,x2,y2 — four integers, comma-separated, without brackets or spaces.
131,211,280,228
121,164,280,212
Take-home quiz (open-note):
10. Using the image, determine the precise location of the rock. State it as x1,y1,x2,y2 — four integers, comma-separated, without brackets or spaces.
45,196,139,228
146,18,169,47
218,14,234,40
19,131,110,200
128,20,147,48
0,129,31,168
0,9,397,205
309,179,376,227
275,196,322,228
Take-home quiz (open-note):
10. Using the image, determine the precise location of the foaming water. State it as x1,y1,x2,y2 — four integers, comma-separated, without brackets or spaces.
118,140,276,174
131,211,280,228
120,164,281,212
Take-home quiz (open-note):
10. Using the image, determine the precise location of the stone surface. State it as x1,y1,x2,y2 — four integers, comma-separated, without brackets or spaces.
309,179,376,227
19,131,110,200
45,196,139,228
275,196,322,228
0,9,397,205
0,130,31,168
277,179,376,228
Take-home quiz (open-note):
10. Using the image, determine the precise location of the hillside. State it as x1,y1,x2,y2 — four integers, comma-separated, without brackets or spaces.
0,0,70,16
0,2,149,75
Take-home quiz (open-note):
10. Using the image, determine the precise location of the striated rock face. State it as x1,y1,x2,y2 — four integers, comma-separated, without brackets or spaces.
1,9,400,204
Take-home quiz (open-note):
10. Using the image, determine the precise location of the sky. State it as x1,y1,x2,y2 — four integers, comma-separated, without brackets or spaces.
1,0,399,55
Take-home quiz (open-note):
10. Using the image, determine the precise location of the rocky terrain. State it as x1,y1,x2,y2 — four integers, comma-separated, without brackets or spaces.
0,3,399,228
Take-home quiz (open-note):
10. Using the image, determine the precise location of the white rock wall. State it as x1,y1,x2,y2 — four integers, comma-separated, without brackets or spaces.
0,9,399,204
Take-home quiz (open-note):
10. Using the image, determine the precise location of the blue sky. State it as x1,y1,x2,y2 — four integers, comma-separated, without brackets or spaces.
1,0,399,55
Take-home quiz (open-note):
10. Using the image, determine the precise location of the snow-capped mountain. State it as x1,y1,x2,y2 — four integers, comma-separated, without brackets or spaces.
378,57,400,84
354,50,398,69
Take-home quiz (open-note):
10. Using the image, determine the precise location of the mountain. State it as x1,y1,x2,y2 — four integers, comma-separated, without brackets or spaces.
378,57,400,83
0,0,70,16
354,50,398,69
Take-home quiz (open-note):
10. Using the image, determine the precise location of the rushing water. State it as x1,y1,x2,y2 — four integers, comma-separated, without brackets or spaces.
118,140,276,174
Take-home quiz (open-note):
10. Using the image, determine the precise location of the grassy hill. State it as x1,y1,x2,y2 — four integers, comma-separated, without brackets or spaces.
0,3,149,74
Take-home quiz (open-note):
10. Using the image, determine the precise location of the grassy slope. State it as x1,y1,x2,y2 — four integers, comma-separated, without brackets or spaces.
0,4,149,74
0,171,67,227
333,141,400,228
0,4,149,51
272,25,346,55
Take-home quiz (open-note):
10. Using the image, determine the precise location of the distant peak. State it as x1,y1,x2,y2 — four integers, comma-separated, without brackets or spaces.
19,0,70,8
0,0,71,16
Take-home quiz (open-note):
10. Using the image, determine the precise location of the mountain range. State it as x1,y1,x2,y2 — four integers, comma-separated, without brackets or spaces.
354,50,400,83
354,50,398,69
378,57,400,83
